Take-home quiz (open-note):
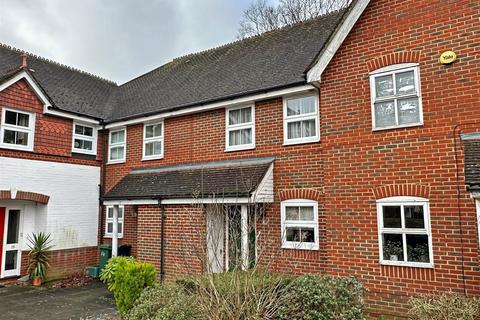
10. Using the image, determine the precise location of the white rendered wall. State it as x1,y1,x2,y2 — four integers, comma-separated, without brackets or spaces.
0,156,100,250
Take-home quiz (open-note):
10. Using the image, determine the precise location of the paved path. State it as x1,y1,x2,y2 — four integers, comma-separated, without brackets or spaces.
0,281,118,320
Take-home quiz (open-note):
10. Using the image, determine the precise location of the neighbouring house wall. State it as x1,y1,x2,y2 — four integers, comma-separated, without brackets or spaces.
0,156,100,250
0,79,103,279
318,0,480,316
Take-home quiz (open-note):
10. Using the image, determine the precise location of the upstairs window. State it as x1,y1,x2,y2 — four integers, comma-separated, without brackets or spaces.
370,64,423,130
72,122,97,155
225,105,255,151
283,94,319,145
105,206,124,238
143,121,164,160
281,199,319,250
0,108,35,151
109,128,126,163
377,197,433,268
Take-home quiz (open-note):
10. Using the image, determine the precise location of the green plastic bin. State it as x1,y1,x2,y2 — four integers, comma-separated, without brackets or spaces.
99,244,112,271
86,265,100,278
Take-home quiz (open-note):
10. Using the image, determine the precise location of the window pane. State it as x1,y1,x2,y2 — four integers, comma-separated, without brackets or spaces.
397,98,420,125
75,125,84,135
286,227,315,243
382,233,404,261
299,207,314,221
404,206,425,228
374,101,395,128
3,129,15,144
5,110,17,125
110,146,124,160
146,124,162,138
145,141,154,156
396,71,416,95
7,210,20,244
287,119,316,139
5,251,17,271
74,139,93,150
229,128,252,146
107,222,113,233
118,208,124,219
406,234,430,263
375,75,394,98
118,223,123,234
16,131,28,145
111,130,125,144
107,208,113,219
285,206,299,220
286,96,316,116
229,107,252,125
382,206,401,228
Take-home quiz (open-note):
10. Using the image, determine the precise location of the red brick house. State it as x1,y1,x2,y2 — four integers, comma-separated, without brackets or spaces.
0,0,478,317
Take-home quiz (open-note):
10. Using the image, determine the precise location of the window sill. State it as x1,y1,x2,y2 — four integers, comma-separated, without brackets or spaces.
282,243,319,251
224,145,255,153
142,155,164,161
373,122,423,132
72,148,97,156
107,160,126,165
380,260,433,269
283,137,320,146
104,235,124,239
0,143,34,152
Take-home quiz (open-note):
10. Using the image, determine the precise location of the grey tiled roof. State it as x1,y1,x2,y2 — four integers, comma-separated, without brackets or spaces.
0,45,117,119
464,139,480,191
0,9,346,122
104,157,274,200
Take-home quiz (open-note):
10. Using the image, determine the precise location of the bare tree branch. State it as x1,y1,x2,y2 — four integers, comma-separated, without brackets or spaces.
238,0,352,39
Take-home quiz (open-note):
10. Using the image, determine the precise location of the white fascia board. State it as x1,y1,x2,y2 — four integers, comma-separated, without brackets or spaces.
306,0,371,83
161,198,252,205
251,163,274,203
105,84,316,129
103,199,159,206
45,108,101,125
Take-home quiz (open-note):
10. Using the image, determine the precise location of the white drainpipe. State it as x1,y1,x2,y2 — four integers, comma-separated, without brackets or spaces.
112,204,119,257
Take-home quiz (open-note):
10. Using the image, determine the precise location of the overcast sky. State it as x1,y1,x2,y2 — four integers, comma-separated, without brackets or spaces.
0,0,259,84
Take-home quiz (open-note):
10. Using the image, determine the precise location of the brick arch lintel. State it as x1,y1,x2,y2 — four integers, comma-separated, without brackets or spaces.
278,188,323,202
372,184,430,200
367,51,422,72
0,190,50,204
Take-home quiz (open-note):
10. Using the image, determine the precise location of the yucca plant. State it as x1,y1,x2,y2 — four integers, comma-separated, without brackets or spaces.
27,232,53,285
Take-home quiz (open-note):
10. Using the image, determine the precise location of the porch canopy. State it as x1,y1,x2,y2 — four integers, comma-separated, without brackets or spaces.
464,138,480,192
103,157,274,205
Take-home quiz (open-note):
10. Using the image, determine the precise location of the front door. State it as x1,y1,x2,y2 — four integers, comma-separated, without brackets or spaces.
2,209,22,278
206,206,225,273
0,208,5,275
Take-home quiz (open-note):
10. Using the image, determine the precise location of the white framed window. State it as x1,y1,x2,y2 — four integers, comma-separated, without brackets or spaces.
225,105,255,151
72,122,97,155
281,199,319,250
377,196,433,268
370,63,423,130
0,107,35,151
108,128,126,164
283,94,319,145
105,206,124,238
142,121,164,160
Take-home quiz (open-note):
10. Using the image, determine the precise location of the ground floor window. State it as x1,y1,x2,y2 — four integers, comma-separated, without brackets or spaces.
377,197,433,267
281,199,319,250
105,206,124,238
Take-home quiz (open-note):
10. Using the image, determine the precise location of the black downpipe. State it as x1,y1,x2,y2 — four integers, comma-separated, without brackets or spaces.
159,201,166,283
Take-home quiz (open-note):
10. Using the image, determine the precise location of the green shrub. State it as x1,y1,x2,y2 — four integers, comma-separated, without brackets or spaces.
177,270,293,320
100,256,134,291
100,256,156,315
278,275,365,320
409,292,480,320
125,284,201,320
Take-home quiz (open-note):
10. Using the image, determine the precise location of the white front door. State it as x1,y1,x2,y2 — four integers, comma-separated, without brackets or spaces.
2,209,22,278
476,200,480,245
